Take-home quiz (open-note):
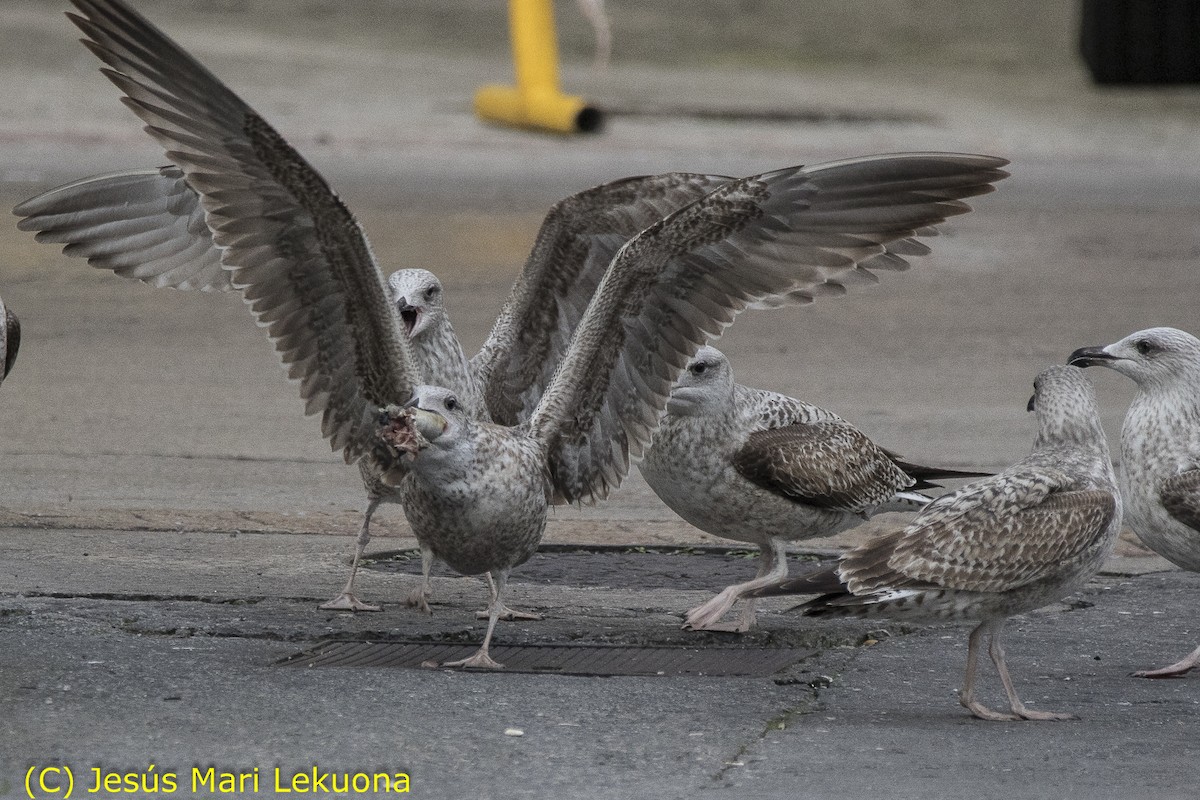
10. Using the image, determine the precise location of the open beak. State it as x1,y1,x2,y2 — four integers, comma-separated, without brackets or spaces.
398,302,420,336
1067,345,1118,369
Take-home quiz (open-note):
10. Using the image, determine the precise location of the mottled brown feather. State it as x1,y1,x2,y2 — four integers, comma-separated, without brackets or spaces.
1159,469,1200,533
527,155,1008,504
732,422,916,511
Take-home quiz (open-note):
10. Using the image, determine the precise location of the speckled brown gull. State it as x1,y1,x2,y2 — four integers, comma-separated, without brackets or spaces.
641,346,988,632
755,366,1120,720
0,292,19,387
40,0,1006,668
1070,326,1200,678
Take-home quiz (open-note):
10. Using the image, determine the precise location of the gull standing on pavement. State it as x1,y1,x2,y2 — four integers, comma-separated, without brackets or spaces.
755,366,1121,720
641,345,988,632
1070,326,1200,678
44,0,1006,668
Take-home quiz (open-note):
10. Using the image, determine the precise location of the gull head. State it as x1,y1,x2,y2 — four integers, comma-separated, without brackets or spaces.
405,385,468,446
667,346,735,416
387,269,446,340
1069,327,1200,391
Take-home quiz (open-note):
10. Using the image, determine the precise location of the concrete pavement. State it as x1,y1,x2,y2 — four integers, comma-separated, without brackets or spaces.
0,0,1198,797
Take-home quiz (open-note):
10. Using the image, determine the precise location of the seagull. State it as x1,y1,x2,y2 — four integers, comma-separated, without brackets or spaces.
42,0,1006,668
754,365,1120,720
1069,326,1200,678
15,159,976,621
0,292,18,387
640,345,989,632
17,160,734,612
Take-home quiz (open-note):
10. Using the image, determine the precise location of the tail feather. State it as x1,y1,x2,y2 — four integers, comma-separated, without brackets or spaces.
893,458,991,491
749,563,846,597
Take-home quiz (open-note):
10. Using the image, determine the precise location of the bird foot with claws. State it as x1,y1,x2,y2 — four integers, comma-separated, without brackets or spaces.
319,593,382,612
441,650,504,670
475,604,541,621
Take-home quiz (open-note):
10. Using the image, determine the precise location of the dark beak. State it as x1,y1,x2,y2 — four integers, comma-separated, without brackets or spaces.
398,303,419,335
1026,393,1036,413
1067,345,1117,368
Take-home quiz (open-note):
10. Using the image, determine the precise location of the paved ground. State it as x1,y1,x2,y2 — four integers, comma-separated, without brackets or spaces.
0,1,1198,798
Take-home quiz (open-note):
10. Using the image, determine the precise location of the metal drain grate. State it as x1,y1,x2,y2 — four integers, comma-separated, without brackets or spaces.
277,640,809,677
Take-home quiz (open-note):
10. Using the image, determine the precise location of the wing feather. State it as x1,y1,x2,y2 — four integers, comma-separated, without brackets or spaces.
841,470,1117,595
1159,469,1200,533
14,167,230,292
474,173,734,426
528,153,1008,503
732,422,914,512
65,0,417,462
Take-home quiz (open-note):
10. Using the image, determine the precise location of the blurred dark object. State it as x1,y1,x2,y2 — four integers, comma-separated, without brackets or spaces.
1080,0,1200,83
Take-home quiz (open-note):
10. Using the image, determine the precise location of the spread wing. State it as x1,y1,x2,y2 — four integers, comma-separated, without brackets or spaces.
473,172,733,426
14,166,230,292
526,153,1009,503
1160,469,1200,533
843,470,1117,595
66,0,418,462
732,422,914,512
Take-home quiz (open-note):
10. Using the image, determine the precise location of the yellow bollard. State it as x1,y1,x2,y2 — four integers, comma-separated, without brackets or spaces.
474,0,603,134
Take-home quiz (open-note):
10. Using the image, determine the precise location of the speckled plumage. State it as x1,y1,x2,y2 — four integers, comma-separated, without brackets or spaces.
756,366,1121,720
640,346,985,631
1070,326,1200,678
29,0,1007,669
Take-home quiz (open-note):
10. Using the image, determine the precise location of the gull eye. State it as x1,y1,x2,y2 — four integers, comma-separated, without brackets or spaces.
1135,339,1157,356
689,362,707,376
445,396,459,412
425,286,439,300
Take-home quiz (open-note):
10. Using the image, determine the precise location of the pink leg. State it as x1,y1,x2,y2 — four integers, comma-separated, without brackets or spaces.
442,570,509,670
1133,642,1200,679
684,538,786,632
320,496,383,612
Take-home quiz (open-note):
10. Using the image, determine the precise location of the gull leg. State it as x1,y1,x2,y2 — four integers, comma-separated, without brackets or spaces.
684,538,787,632
476,572,542,621
1133,642,1200,679
320,496,383,612
990,621,1077,721
405,544,435,615
443,570,509,670
959,622,1020,721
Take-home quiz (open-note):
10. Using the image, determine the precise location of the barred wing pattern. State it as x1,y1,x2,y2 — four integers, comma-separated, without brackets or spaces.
528,154,1009,503
15,166,231,292
67,0,418,462
474,172,733,426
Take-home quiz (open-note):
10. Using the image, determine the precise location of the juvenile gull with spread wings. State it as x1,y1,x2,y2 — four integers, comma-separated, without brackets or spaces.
45,0,1006,667
1070,327,1200,678
17,164,735,611
755,366,1120,720
641,345,987,632
0,293,18,388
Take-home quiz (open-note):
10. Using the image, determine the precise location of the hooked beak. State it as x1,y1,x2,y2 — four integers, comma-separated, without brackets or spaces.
1067,345,1118,369
410,407,448,441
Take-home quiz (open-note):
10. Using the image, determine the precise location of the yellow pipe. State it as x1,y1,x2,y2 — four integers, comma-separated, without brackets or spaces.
474,0,603,134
